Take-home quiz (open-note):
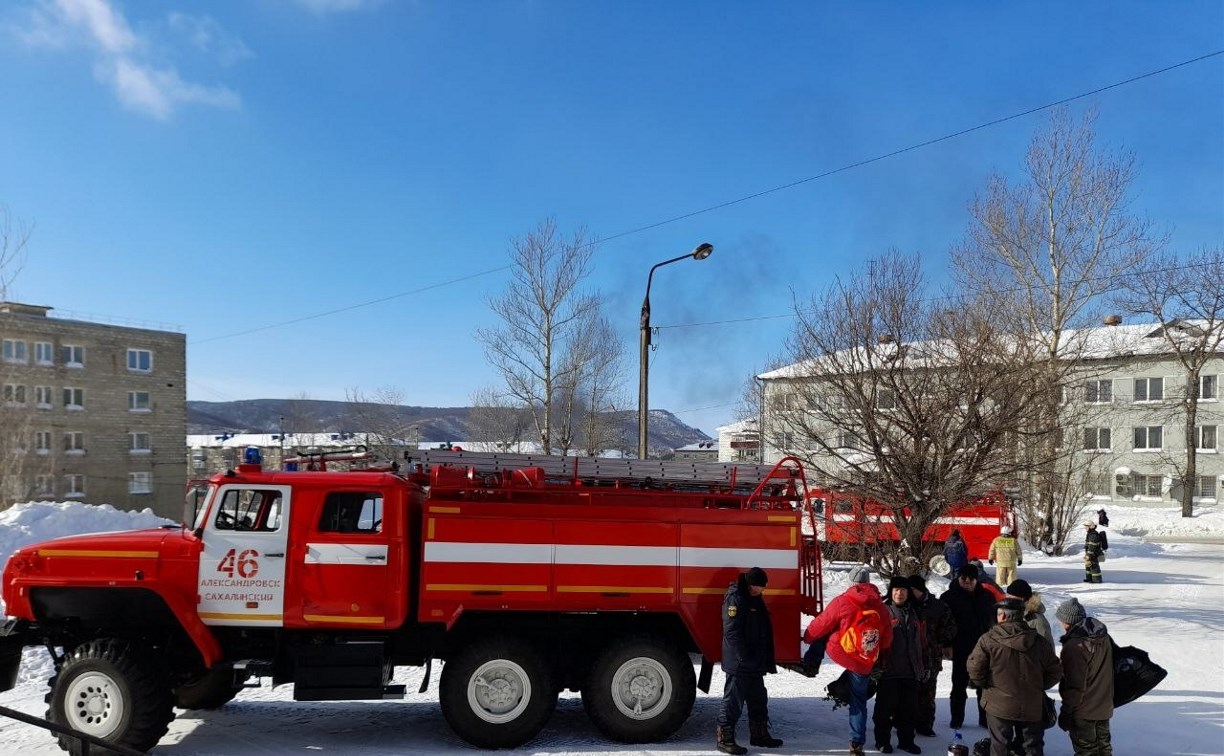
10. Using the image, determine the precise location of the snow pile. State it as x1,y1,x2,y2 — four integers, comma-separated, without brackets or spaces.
1100,502,1224,538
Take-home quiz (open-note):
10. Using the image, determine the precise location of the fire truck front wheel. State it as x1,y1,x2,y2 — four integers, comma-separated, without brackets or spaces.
581,635,696,743
45,638,174,756
440,637,556,749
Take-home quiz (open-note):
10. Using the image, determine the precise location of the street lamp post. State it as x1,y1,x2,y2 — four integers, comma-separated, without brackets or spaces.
638,242,714,459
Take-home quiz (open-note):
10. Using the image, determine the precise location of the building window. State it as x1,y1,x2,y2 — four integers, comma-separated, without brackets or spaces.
35,431,51,455
62,387,84,410
61,344,84,367
35,474,53,496
128,472,153,495
1198,374,1218,401
129,432,152,454
2,339,28,363
192,450,206,470
34,385,53,408
1133,474,1163,497
1085,473,1112,497
1194,475,1218,499
63,431,85,454
1197,425,1218,451
64,474,85,498
1083,427,1111,451
1133,426,1163,451
1083,379,1113,403
1133,377,1163,402
3,384,26,406
876,388,896,410
128,391,151,412
34,341,53,365
126,349,153,373
6,432,27,454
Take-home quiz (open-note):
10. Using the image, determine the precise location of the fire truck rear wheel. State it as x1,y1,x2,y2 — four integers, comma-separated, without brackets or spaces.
173,667,245,710
45,638,174,756
581,635,696,743
440,637,556,749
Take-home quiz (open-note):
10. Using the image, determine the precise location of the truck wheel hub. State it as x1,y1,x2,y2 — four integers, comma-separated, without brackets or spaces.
612,657,670,720
468,659,531,724
65,672,125,736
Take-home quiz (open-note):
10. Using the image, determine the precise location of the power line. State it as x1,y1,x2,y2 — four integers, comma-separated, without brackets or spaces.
657,258,1224,332
193,50,1223,346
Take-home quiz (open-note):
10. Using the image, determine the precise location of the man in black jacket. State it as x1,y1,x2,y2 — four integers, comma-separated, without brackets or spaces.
873,577,925,754
717,567,782,754
941,564,997,730
910,574,956,738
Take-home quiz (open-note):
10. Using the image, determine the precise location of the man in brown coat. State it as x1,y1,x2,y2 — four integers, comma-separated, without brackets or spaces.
967,598,1062,756
1055,598,1114,755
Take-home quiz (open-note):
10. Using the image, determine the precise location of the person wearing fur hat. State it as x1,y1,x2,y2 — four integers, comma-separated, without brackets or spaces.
1082,521,1105,583
987,524,1023,587
968,598,1062,756
871,577,925,754
941,564,998,729
1055,598,1114,755
717,567,782,754
908,574,956,738
803,565,893,756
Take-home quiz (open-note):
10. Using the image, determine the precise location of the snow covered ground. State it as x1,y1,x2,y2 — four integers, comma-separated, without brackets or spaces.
1,501,1221,755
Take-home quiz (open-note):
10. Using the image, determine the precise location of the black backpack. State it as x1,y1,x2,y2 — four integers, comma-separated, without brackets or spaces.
1112,641,1166,707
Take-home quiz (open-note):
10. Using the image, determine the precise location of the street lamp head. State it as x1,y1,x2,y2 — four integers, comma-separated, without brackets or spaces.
691,242,714,261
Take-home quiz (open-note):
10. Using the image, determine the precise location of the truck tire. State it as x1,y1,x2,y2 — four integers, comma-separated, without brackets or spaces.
45,638,174,755
173,667,245,710
439,636,556,749
581,635,696,743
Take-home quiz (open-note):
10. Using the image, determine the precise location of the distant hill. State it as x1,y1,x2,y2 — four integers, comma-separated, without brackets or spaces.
186,399,711,452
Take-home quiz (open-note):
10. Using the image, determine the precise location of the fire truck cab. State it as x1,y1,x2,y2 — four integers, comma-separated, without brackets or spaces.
1,449,822,754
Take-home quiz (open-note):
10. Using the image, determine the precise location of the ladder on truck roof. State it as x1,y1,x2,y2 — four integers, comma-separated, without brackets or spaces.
402,449,806,499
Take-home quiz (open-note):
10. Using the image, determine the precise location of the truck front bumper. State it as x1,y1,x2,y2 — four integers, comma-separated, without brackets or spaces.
0,619,32,692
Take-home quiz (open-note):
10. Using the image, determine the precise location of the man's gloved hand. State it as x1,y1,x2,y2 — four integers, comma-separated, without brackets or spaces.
1058,707,1074,731
988,558,995,565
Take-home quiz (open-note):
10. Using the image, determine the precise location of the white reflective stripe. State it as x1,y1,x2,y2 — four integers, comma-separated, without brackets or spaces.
554,544,676,566
934,517,999,526
425,541,554,564
679,547,797,570
423,541,796,569
305,543,388,565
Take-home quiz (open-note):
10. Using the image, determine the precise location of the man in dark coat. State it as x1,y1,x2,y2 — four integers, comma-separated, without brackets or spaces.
872,577,925,754
941,563,997,729
1083,522,1105,583
1055,598,1115,755
717,567,782,754
909,574,956,738
968,599,1062,756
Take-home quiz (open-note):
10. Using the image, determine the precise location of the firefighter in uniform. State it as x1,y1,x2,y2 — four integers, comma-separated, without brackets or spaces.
717,567,783,754
1083,521,1105,583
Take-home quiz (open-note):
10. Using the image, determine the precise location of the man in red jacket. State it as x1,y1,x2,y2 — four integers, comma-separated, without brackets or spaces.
803,565,893,756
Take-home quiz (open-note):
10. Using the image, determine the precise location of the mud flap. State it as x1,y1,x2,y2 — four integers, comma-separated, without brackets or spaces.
418,656,432,693
697,657,713,693
0,619,31,692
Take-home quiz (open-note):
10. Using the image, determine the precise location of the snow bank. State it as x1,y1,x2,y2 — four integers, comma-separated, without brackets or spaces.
1100,502,1224,538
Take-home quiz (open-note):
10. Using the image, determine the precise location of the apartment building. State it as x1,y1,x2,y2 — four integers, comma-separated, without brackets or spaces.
1,302,186,519
738,321,1222,508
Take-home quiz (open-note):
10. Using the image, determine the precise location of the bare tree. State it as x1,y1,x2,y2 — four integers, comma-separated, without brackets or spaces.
345,386,417,462
1116,248,1224,516
476,219,605,454
467,386,532,452
952,107,1164,551
572,314,628,456
0,206,32,301
773,251,1057,574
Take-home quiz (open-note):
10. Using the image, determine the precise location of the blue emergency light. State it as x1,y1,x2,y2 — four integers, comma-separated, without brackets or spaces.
243,447,262,466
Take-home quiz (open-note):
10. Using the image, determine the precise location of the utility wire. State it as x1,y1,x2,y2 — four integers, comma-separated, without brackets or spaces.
193,50,1224,346
657,258,1224,332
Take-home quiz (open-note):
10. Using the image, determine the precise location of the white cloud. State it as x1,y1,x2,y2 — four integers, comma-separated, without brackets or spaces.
168,12,253,67
103,58,240,121
7,0,244,121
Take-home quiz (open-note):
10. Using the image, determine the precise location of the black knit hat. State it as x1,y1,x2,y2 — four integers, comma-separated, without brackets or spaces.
957,564,979,580
745,567,769,587
1005,579,1033,601
907,574,927,592
887,576,910,592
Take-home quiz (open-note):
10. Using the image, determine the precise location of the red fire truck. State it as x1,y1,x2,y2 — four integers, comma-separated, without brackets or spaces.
807,488,1014,567
0,449,821,754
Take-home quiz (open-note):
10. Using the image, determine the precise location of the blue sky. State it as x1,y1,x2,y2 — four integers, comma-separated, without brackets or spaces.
1,1,1221,438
